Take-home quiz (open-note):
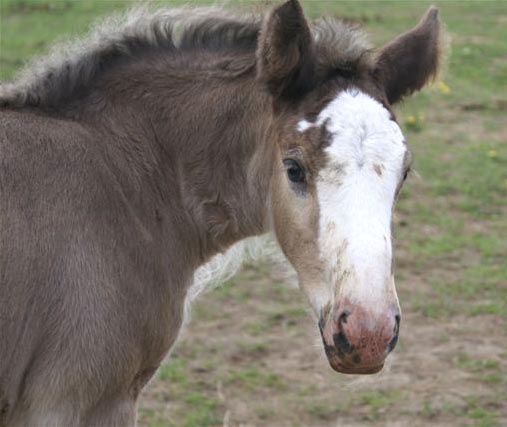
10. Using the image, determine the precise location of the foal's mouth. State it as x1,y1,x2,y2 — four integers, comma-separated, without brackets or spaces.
317,316,393,375
320,339,385,375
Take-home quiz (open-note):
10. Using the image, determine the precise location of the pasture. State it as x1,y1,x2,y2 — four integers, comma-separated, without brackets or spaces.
1,1,506,426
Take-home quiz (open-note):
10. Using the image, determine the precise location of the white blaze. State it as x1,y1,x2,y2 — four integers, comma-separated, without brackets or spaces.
298,90,407,314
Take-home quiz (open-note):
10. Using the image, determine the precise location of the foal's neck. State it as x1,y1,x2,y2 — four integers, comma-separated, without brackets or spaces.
86,60,277,264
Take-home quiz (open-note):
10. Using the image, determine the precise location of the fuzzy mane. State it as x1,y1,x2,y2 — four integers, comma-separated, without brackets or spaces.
0,5,372,109
185,235,281,319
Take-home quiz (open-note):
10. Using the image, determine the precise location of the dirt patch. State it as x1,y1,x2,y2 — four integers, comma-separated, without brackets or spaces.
138,257,507,427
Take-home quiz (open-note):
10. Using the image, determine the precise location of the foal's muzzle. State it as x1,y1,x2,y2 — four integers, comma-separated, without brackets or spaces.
319,300,400,374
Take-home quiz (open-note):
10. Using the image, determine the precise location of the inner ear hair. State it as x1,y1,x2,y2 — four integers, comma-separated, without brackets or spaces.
375,7,445,104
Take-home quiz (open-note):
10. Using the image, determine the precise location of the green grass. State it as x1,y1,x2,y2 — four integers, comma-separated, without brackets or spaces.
138,408,168,427
456,353,500,373
356,390,406,422
158,357,188,384
461,397,501,427
180,393,222,427
226,367,287,392
305,402,340,421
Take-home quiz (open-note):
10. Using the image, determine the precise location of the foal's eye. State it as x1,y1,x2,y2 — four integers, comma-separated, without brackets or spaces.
284,159,306,183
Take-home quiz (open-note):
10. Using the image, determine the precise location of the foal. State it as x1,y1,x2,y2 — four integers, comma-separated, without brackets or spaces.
0,1,442,425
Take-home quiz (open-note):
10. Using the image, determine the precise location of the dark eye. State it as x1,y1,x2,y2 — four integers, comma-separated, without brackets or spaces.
403,168,411,182
284,159,306,183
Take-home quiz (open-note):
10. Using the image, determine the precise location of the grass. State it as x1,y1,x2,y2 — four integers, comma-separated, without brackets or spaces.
455,353,500,373
180,393,222,427
158,357,188,384
1,1,507,426
226,367,287,392
356,390,406,421
461,397,501,427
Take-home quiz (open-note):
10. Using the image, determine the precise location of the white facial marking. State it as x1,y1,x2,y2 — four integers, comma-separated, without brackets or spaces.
307,90,406,314
297,119,312,132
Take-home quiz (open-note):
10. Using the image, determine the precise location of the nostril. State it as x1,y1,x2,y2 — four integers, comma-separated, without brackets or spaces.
338,310,350,324
394,314,401,334
386,333,398,353
387,315,401,354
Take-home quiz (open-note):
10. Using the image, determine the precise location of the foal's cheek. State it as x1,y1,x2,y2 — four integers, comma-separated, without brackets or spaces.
272,182,320,268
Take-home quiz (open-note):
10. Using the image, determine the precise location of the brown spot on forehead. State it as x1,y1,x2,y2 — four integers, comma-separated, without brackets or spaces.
373,163,384,177
279,115,333,177
318,160,346,186
303,119,333,150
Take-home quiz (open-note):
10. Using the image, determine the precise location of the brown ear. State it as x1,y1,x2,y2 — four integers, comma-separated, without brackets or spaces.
257,0,315,101
375,7,442,104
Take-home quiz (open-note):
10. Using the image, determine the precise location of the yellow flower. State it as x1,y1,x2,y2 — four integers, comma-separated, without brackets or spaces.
406,115,417,125
437,81,451,95
488,149,498,158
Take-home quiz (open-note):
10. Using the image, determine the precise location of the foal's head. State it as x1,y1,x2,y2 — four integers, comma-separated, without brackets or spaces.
258,1,442,374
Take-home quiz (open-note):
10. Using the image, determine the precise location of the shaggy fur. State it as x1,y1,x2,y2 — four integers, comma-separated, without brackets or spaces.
186,234,282,320
0,5,372,109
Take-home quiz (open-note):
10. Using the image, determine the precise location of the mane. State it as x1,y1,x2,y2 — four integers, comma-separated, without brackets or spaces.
0,5,372,110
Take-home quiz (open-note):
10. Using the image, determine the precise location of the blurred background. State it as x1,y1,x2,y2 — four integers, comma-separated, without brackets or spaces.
1,1,506,426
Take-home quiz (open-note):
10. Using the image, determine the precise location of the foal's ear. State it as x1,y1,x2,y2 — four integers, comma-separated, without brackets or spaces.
375,7,442,104
257,0,314,101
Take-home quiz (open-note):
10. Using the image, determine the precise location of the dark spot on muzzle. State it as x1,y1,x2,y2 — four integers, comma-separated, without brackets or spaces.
318,319,340,358
333,331,354,354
